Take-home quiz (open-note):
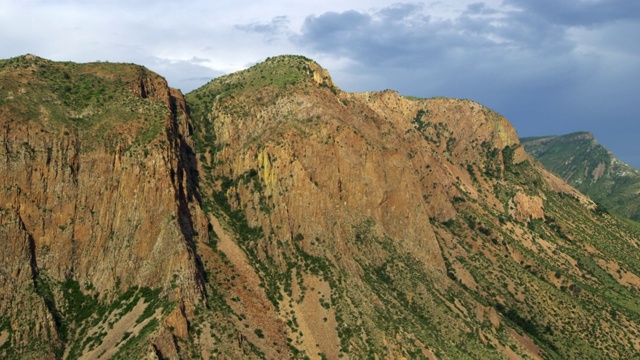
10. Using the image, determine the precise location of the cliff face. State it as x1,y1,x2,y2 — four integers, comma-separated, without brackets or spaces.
187,56,640,359
3,55,640,359
0,55,207,357
191,57,523,266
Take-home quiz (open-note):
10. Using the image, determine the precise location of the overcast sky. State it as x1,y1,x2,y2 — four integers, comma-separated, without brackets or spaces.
2,0,639,166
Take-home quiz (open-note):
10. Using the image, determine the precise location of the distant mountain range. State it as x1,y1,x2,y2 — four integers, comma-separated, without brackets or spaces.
521,132,640,221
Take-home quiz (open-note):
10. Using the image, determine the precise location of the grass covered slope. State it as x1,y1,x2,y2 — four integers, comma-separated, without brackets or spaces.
0,54,173,148
521,132,640,221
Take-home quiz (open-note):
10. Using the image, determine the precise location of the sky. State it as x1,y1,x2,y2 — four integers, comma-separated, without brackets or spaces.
1,0,640,166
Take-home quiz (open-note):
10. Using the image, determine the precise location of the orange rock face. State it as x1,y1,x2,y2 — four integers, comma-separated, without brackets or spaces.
511,192,545,221
199,72,523,276
0,56,207,352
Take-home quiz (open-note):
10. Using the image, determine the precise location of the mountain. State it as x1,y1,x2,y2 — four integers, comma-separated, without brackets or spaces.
2,54,640,359
0,54,207,358
521,132,640,221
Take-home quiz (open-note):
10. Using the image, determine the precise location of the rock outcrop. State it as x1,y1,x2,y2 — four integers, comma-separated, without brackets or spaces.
511,192,545,221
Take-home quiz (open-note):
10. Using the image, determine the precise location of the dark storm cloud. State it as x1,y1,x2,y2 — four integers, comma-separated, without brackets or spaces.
296,4,485,68
297,10,373,58
292,2,640,167
296,2,578,65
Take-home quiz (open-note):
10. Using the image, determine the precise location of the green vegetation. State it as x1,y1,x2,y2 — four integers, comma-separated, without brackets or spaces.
521,132,640,221
188,55,329,111
30,274,171,359
111,318,160,359
0,55,169,151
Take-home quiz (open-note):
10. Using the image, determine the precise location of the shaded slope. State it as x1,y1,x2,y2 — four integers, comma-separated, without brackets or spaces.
521,132,640,221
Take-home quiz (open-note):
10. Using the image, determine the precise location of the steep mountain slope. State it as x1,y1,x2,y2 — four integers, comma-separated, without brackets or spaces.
186,55,640,359
521,132,640,221
0,55,208,358
2,54,640,359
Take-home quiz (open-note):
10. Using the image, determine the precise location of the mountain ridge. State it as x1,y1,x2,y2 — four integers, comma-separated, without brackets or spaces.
1,54,640,358
521,131,640,221
185,55,640,358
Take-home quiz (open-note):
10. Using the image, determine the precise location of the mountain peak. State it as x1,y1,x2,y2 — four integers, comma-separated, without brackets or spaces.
22,53,39,61
194,54,335,99
0,54,176,149
262,54,317,67
263,54,334,86
0,53,49,68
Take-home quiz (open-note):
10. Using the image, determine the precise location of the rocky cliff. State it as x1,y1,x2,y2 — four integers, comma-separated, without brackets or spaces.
2,55,640,359
0,55,207,358
186,56,640,359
